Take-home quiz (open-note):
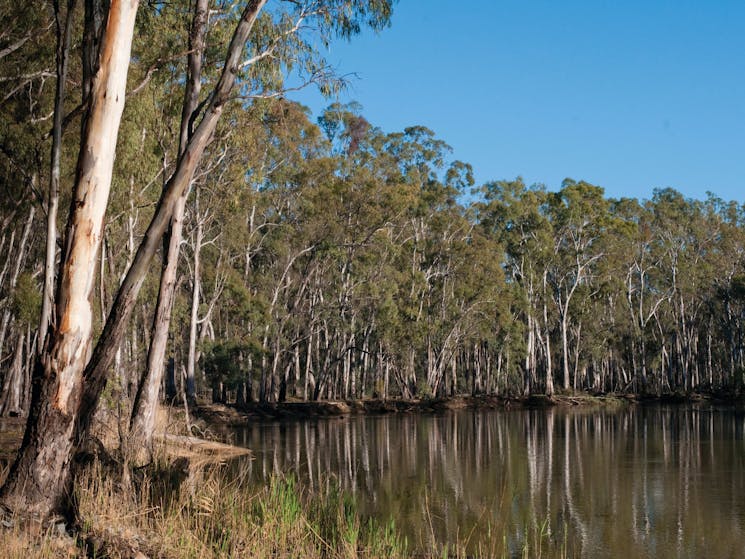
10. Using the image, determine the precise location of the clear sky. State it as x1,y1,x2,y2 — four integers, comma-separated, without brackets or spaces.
289,0,745,203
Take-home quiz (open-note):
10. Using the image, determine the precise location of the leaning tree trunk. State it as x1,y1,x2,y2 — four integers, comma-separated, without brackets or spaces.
0,0,139,519
130,0,208,458
128,197,187,455
79,0,268,433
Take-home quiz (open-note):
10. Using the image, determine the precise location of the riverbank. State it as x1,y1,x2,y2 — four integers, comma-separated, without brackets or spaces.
1,390,738,453
195,389,745,425
195,393,624,425
0,455,567,558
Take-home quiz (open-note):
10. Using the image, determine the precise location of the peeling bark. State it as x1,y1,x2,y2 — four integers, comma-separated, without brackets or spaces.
0,0,139,520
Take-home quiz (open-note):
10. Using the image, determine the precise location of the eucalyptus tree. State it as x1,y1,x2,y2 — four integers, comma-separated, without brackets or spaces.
133,0,394,443
0,0,140,519
370,126,474,397
476,179,555,394
609,197,667,391
705,197,745,386
0,0,395,522
190,99,328,403
682,196,742,389
581,197,636,391
544,180,609,391
646,189,712,390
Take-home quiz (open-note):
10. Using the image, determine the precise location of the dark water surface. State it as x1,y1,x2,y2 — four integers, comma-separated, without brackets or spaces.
227,405,745,558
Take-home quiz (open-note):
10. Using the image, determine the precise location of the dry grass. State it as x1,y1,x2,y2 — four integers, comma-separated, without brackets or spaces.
0,457,408,559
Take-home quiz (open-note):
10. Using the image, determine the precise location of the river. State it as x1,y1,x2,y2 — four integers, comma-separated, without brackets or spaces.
226,404,745,558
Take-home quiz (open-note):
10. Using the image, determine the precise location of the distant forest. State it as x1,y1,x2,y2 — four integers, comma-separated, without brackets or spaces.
2,3,745,421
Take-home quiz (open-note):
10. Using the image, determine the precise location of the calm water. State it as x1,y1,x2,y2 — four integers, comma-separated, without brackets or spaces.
227,405,745,558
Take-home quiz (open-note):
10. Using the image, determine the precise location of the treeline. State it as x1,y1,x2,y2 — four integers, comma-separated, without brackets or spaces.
1,4,744,425
189,137,745,402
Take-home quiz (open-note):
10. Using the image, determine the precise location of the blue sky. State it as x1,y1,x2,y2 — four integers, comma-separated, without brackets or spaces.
289,0,745,203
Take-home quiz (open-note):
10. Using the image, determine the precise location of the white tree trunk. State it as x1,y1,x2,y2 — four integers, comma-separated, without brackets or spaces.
186,192,203,403
0,0,139,519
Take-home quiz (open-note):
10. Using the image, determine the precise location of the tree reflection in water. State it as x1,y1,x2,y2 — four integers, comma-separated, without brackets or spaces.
228,406,745,557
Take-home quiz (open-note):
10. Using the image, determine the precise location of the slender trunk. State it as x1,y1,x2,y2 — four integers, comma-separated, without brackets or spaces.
40,0,77,351
542,273,554,396
304,336,314,401
524,312,533,396
561,315,570,392
572,321,581,391
383,356,390,399
129,200,186,442
293,344,302,399
186,191,203,404
269,337,282,402
544,326,554,396
0,205,35,359
0,332,25,417
450,356,457,397
259,334,268,402
130,0,208,456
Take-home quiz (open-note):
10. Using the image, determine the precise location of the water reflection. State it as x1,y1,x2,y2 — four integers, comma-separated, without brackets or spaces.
228,406,745,557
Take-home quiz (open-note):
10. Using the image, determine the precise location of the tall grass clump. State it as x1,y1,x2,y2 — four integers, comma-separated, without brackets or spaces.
2,456,408,558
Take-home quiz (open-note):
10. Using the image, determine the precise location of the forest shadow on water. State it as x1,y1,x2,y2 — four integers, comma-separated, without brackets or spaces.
224,404,745,558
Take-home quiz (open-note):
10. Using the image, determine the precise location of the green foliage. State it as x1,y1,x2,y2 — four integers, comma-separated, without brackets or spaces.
730,275,745,301
202,340,259,388
1,0,745,406
10,273,41,326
